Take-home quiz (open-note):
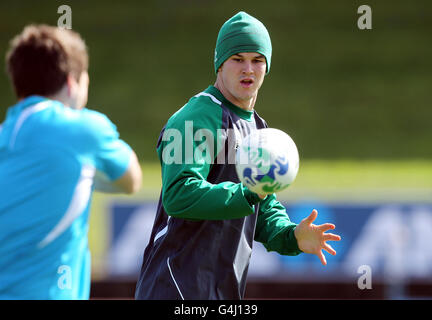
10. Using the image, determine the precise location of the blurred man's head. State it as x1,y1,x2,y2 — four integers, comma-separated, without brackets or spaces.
6,24,89,109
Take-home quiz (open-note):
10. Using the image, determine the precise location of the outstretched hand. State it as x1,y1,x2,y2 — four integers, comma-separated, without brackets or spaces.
294,209,341,265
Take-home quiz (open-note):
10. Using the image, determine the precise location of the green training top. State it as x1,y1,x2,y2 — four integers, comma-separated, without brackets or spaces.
135,85,301,300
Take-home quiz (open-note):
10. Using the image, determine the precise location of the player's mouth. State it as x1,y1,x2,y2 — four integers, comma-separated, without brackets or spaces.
240,78,254,88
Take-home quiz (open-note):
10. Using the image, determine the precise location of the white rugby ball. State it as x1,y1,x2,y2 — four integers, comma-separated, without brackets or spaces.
235,128,299,195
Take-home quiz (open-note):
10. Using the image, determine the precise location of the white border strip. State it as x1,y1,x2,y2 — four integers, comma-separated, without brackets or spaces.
154,225,168,242
194,92,222,105
154,216,170,243
9,101,51,149
37,164,95,248
167,257,185,300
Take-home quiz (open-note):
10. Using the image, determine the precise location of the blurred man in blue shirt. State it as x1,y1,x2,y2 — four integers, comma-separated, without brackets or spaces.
0,25,142,299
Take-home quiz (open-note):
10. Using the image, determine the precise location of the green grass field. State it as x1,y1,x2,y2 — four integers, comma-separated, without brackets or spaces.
88,159,432,278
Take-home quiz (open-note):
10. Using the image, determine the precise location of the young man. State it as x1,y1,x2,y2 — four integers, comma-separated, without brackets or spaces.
0,25,142,299
135,12,340,300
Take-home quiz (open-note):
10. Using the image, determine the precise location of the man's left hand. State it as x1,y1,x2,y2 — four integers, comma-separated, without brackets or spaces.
294,209,342,265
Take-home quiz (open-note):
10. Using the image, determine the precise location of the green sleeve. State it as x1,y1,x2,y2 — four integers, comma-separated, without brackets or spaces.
158,97,261,220
254,194,302,256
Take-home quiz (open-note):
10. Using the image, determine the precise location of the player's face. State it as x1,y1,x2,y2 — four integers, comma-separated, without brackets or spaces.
217,52,266,109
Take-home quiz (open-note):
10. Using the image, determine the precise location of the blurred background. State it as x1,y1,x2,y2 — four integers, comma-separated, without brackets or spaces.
1,0,432,299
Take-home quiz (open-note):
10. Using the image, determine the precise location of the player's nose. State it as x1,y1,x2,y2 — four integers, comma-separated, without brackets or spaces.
242,60,253,74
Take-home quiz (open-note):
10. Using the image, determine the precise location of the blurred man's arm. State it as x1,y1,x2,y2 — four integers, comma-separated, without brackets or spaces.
113,150,142,194
94,150,142,194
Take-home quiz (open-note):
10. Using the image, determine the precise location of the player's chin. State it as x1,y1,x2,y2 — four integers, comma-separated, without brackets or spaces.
236,85,255,95
239,90,257,101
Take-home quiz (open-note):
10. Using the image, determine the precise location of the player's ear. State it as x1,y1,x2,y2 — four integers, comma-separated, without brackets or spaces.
217,61,225,73
66,73,78,97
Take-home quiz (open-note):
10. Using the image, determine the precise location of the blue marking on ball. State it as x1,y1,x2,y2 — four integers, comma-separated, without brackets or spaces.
242,155,289,185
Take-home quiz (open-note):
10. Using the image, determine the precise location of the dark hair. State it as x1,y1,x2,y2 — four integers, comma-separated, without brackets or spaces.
5,24,88,98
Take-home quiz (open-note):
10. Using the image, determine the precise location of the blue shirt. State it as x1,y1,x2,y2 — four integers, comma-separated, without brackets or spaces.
0,96,132,299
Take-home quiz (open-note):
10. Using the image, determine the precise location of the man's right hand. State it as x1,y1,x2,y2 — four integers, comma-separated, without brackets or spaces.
257,193,268,200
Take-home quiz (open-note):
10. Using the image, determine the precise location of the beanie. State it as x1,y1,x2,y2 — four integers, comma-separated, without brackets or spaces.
214,11,272,74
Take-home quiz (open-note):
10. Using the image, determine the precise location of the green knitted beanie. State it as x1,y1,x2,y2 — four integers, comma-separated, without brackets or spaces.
214,11,272,74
